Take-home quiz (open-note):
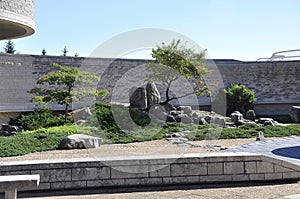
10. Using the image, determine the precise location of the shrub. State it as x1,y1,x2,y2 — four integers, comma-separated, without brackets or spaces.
225,84,256,115
84,103,159,143
0,125,78,157
12,107,73,130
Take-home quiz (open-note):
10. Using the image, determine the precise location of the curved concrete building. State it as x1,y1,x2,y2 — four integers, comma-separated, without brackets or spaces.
0,0,35,40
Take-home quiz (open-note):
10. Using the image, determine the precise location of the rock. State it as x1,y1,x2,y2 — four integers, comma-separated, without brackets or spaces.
245,110,256,121
290,106,300,123
72,107,92,122
170,110,181,116
163,134,172,138
237,119,256,126
146,82,160,108
74,119,86,125
0,124,23,136
166,115,176,122
174,114,193,123
2,124,18,132
129,87,147,109
213,117,226,127
258,118,278,126
230,111,256,126
257,131,265,141
192,112,201,118
0,131,16,136
167,138,189,144
59,134,103,149
149,105,167,121
230,111,243,125
181,114,193,124
205,115,213,123
199,118,206,125
178,106,193,116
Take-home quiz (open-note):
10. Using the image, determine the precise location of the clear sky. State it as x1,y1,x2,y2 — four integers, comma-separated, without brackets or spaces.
1,0,300,61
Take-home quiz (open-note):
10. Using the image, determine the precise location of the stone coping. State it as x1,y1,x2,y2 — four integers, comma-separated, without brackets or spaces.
0,152,260,166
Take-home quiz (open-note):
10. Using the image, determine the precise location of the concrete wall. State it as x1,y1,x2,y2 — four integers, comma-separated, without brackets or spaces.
0,54,299,117
0,153,299,192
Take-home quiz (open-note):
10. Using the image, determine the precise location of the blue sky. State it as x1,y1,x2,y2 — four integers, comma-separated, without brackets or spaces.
2,0,300,61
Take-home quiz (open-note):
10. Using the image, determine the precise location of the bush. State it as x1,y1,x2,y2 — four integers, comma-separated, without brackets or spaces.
0,125,78,157
225,84,256,115
12,107,73,130
84,103,160,143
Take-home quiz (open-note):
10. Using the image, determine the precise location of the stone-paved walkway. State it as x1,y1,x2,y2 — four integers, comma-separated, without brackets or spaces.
225,136,300,166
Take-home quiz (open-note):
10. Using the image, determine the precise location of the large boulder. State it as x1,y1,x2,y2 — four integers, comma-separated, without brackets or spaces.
230,111,256,126
258,118,278,126
146,82,160,108
290,106,300,123
129,87,147,109
245,110,256,121
59,134,103,149
230,111,244,125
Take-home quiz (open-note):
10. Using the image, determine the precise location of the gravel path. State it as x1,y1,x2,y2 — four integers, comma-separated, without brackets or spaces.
0,138,255,162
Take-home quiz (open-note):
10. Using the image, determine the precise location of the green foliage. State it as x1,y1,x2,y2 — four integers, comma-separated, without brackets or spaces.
29,63,108,122
0,125,78,157
85,103,158,143
225,84,256,115
146,40,208,104
12,108,73,131
4,40,16,54
189,123,300,141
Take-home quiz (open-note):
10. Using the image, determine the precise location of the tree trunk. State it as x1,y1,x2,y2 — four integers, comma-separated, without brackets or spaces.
64,104,69,124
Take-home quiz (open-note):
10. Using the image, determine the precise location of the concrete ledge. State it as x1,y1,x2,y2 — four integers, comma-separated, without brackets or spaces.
0,153,299,192
0,174,39,199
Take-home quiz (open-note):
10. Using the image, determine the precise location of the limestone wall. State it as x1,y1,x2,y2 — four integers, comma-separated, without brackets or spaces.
0,153,299,191
0,54,299,116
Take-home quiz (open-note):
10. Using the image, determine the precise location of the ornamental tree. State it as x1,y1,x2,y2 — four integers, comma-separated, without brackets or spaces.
30,63,108,123
146,40,208,105
225,84,256,115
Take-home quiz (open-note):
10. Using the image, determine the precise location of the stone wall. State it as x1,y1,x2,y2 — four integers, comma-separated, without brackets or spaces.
0,153,299,192
0,54,299,117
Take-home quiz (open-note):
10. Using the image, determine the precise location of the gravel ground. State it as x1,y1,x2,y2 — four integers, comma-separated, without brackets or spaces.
0,138,256,162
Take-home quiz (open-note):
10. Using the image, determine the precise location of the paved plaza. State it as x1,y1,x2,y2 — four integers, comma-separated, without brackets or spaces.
225,136,300,166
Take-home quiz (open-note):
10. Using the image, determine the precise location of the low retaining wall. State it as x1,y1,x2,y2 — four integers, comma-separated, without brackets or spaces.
0,152,299,192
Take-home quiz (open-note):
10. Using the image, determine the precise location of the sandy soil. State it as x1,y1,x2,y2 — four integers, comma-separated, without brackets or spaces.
0,138,255,162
